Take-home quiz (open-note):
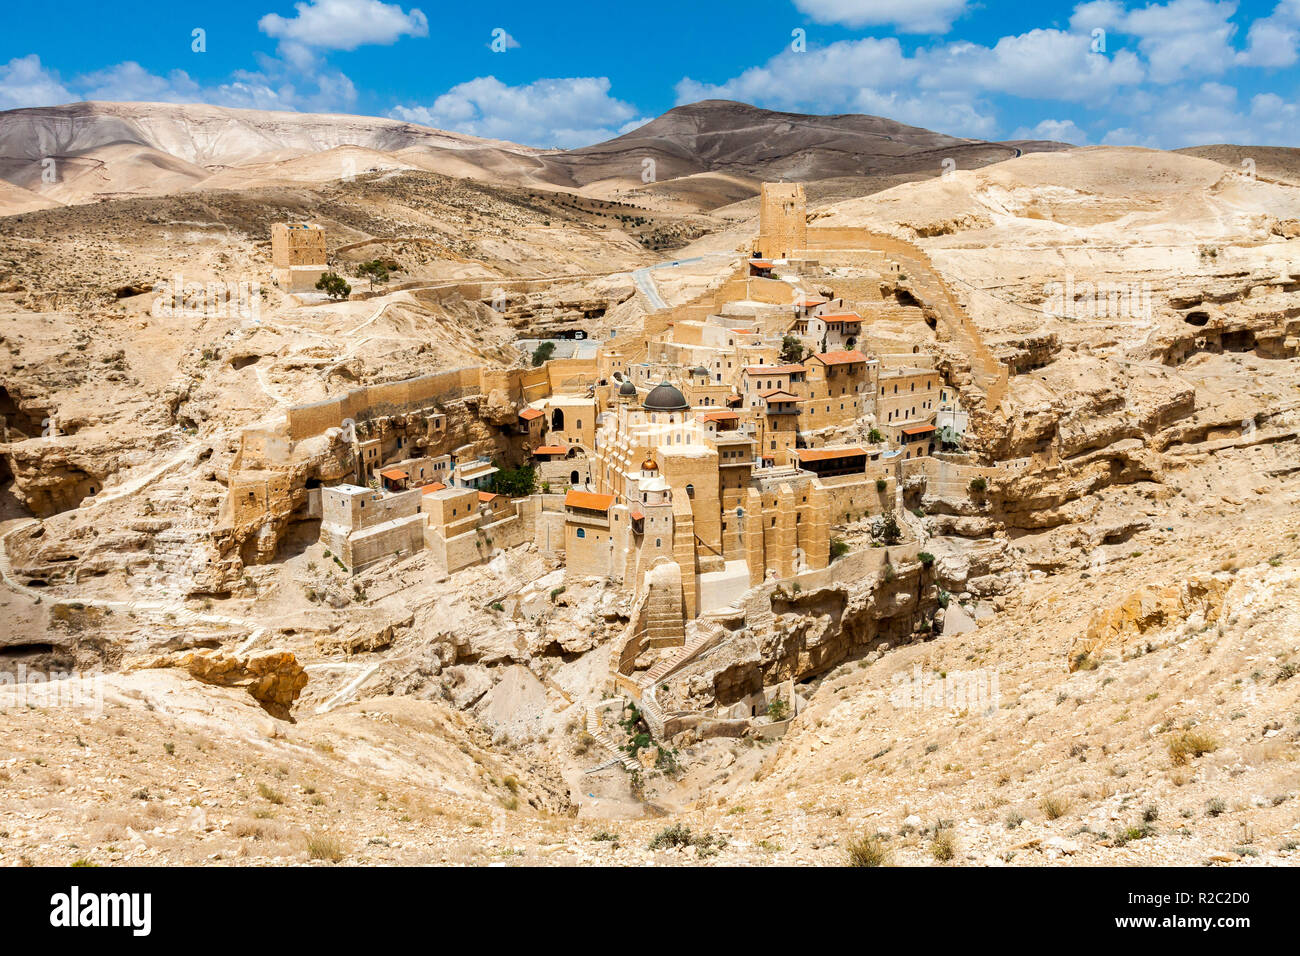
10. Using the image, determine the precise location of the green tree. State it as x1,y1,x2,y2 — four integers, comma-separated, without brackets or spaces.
316,272,351,300
876,510,902,545
779,334,805,364
488,463,537,497
531,341,556,367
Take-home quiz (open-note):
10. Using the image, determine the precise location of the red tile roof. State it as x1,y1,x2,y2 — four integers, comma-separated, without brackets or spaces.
419,482,447,494
744,364,805,375
565,490,615,512
533,445,569,455
478,491,499,502
379,468,408,481
697,410,740,422
818,311,862,321
518,408,544,421
901,424,937,436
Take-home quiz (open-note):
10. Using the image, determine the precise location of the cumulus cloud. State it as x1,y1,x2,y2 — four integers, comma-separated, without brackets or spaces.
1072,0,1240,83
793,0,970,34
1103,81,1300,146
0,55,75,110
675,28,1144,139
259,0,428,51
390,76,639,147
1237,0,1300,67
1011,118,1090,144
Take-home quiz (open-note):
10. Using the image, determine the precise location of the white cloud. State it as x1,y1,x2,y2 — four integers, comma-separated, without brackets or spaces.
259,0,428,51
674,28,1144,139
1011,118,1089,143
793,0,971,34
1237,0,1300,67
916,29,1145,101
1071,0,1240,83
390,76,639,147
1103,81,1300,146
0,55,75,110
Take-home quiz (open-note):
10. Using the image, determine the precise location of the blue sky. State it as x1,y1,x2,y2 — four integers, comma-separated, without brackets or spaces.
2,0,1298,148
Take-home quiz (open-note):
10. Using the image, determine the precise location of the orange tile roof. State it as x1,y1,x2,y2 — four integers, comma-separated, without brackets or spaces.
478,491,499,502
749,259,774,268
379,468,408,480
815,349,869,365
819,311,862,321
419,482,447,494
697,410,740,422
630,509,644,521
795,295,828,306
761,389,800,401
797,446,867,462
901,424,937,436
565,490,615,512
744,364,805,375
518,408,544,421
533,445,569,455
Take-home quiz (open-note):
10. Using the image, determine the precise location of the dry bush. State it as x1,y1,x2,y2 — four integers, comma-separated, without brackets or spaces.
306,831,344,863
1169,730,1219,766
846,833,890,867
1040,794,1071,820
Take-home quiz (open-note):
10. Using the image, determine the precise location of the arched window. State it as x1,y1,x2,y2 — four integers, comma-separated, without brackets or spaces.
570,470,579,485
685,484,695,498
576,527,585,538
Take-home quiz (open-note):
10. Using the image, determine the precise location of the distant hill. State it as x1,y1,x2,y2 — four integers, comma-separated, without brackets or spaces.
0,98,1075,212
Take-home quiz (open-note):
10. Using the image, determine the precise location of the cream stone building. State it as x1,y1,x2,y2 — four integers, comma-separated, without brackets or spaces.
271,222,328,293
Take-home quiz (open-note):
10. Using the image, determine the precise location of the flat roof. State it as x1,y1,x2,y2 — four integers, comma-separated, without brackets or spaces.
814,350,869,365
797,446,868,462
565,490,615,511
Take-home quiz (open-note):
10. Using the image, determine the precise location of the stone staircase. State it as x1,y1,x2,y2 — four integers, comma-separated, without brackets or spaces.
583,702,640,772
639,620,728,689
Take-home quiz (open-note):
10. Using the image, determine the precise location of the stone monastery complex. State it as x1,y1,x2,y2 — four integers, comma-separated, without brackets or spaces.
227,182,1014,744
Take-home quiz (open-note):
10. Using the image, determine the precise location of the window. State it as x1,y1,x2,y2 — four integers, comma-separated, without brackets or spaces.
686,484,694,498
576,527,585,538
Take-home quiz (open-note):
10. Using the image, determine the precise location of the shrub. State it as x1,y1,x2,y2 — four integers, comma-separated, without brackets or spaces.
918,551,935,568
1040,795,1071,820
257,782,284,804
846,833,890,867
930,827,957,862
830,539,850,560
969,476,987,493
531,341,556,367
306,832,344,862
766,697,789,722
876,477,887,491
315,272,351,300
1169,730,1219,765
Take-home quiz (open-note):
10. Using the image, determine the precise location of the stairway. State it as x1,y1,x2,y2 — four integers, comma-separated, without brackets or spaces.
583,704,641,772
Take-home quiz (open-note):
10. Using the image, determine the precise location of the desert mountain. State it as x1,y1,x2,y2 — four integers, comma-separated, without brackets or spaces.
0,99,1072,212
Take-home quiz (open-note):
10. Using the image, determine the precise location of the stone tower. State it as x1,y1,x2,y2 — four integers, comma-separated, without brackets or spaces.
271,222,327,293
756,182,807,259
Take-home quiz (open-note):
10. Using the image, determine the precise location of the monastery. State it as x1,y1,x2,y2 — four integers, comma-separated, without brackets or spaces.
225,182,1008,738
